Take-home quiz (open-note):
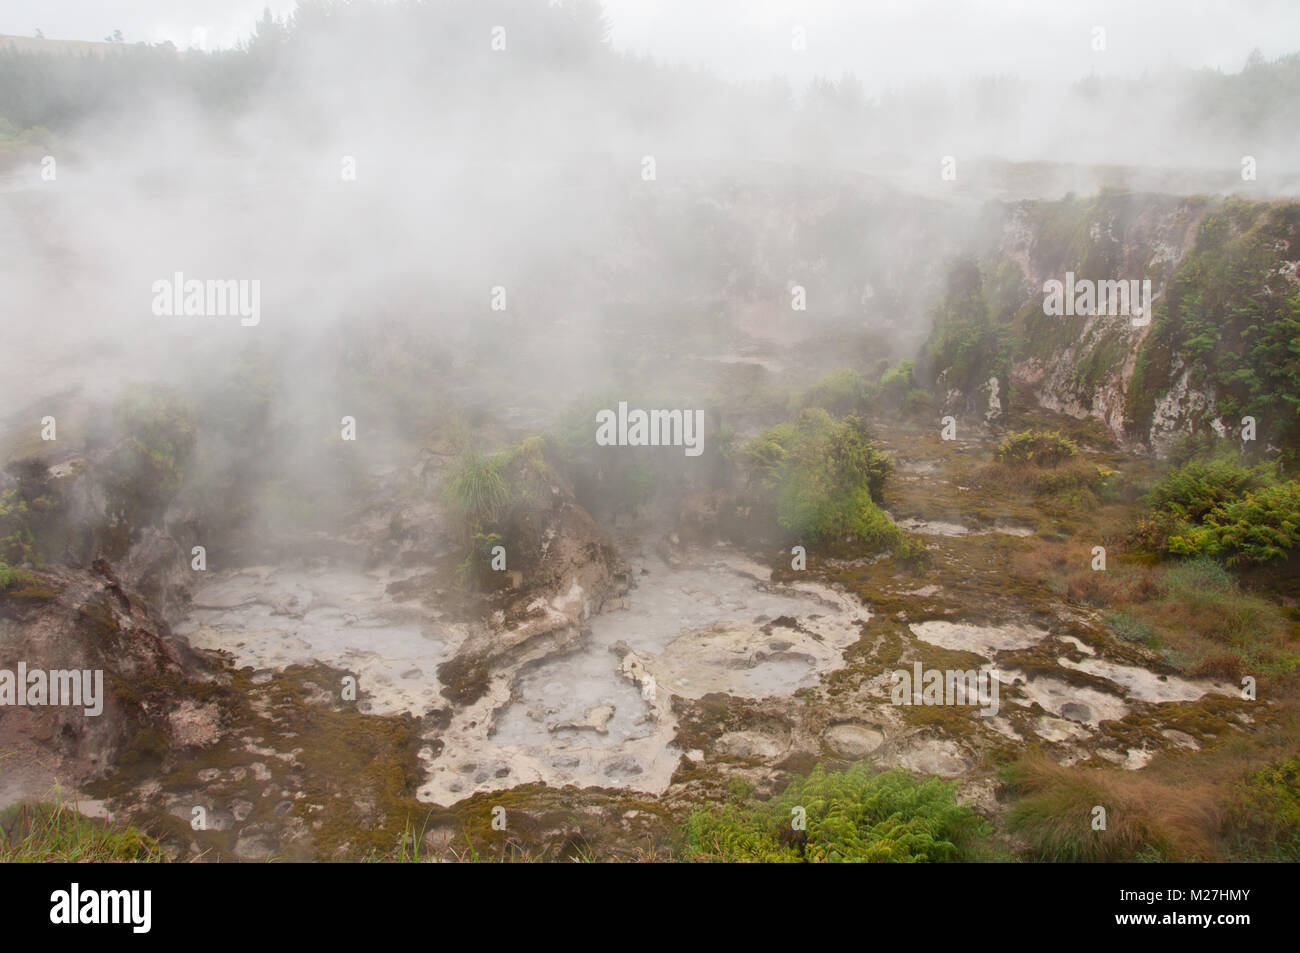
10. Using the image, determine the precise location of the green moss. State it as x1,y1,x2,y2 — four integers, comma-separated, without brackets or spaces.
1069,331,1128,397
0,564,60,600
121,727,170,765
436,652,491,706
74,596,120,643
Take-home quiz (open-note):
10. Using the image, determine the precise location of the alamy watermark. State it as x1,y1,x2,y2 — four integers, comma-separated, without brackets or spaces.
595,402,705,457
0,664,104,716
891,662,1000,717
151,272,260,326
1043,272,1151,327
50,883,150,933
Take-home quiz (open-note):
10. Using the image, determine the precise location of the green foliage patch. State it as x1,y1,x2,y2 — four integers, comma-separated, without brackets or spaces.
1126,202,1300,462
442,450,510,538
797,368,873,417
921,257,1012,399
994,429,1079,468
744,409,900,549
1133,458,1299,566
102,384,197,529
0,799,161,863
1227,756,1300,861
681,762,992,862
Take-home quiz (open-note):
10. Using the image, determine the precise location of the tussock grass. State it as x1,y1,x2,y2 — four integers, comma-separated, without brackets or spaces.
0,792,162,863
1012,544,1296,681
1004,755,1222,862
441,449,509,535
980,457,1106,498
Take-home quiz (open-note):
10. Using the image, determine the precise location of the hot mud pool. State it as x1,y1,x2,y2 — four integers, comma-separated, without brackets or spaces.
174,545,868,806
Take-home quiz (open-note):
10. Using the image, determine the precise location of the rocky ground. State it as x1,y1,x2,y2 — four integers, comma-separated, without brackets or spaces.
3,408,1274,862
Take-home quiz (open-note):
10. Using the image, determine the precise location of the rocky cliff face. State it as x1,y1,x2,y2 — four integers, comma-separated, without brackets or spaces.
925,191,1300,458
998,193,1207,446
0,559,215,806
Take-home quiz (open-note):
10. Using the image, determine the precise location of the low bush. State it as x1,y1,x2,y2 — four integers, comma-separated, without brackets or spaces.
1225,756,1300,861
994,429,1079,468
744,409,901,550
797,367,872,417
681,762,993,862
1134,459,1298,567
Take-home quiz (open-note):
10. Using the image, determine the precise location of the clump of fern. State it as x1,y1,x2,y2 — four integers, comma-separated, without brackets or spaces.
1131,457,1299,566
680,762,993,862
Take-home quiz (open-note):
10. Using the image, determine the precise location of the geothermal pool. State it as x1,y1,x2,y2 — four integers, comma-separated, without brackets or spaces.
174,546,868,805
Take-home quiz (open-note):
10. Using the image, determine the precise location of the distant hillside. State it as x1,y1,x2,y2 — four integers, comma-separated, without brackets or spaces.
0,34,125,58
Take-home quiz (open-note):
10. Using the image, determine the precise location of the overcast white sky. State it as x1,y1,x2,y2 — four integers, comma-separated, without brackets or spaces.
2,0,1297,90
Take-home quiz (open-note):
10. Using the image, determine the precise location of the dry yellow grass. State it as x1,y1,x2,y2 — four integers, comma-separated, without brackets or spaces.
1006,753,1224,861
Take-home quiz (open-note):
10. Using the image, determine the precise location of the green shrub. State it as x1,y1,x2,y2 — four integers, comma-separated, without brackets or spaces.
1104,610,1159,647
994,430,1078,468
740,422,794,487
1138,459,1299,566
1180,479,1300,566
551,393,705,514
0,454,69,567
102,384,197,528
457,532,504,590
681,762,993,862
745,409,899,548
797,368,871,417
1227,756,1300,861
901,387,934,416
1145,459,1272,523
878,360,917,411
496,435,563,507
922,256,1011,397
0,491,38,566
